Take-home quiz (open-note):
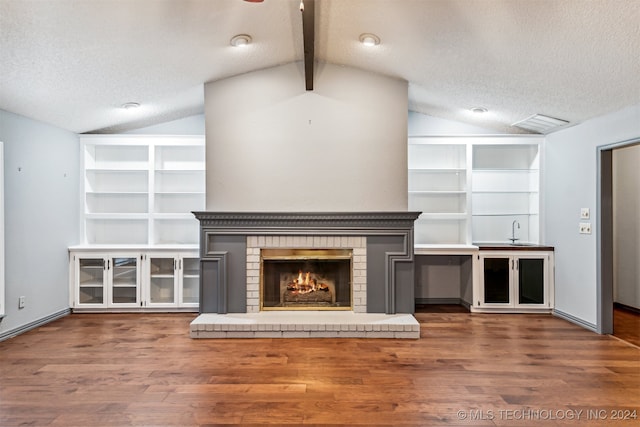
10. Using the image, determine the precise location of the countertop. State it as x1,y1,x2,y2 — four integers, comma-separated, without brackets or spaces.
473,243,554,251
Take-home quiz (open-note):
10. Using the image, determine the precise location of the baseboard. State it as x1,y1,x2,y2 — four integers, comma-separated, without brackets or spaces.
614,302,640,314
0,308,71,342
459,299,472,310
553,308,597,333
415,298,462,305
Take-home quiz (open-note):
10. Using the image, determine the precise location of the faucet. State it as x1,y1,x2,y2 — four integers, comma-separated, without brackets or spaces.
509,220,520,244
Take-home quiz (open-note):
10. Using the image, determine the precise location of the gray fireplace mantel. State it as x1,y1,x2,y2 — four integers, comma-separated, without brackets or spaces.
193,211,421,315
193,211,421,232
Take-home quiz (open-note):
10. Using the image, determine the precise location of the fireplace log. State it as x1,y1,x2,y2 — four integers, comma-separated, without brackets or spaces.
283,290,332,304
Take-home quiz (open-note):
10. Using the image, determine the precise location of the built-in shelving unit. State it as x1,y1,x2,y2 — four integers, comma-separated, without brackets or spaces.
408,136,543,246
71,135,204,312
471,144,540,244
80,135,205,246
408,139,470,245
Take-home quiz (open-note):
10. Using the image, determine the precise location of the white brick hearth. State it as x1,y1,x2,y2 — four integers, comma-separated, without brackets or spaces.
190,311,420,339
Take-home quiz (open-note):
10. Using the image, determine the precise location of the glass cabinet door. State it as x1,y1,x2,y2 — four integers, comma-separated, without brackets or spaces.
482,257,511,304
518,257,545,305
149,257,176,305
181,257,200,305
78,258,105,305
110,257,139,305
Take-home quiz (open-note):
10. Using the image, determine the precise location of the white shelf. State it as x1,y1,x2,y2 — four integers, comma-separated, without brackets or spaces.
85,144,149,170
408,143,466,169
409,190,467,194
79,283,103,288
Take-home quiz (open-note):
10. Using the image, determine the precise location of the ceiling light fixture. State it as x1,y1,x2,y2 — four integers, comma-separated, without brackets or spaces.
121,102,140,110
359,33,380,47
230,34,252,47
470,107,488,114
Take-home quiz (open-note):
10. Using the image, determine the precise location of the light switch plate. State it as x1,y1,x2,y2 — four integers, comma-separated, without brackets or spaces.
579,222,592,234
580,208,590,219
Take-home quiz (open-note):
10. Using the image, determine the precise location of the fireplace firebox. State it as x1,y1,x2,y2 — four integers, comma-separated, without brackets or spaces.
261,249,352,310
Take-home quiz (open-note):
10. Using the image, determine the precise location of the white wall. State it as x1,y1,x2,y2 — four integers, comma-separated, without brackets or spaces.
204,62,408,211
0,110,79,338
408,111,496,136
123,114,205,135
613,144,640,309
545,103,640,328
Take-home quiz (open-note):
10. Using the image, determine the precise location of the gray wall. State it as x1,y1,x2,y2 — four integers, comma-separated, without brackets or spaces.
0,109,79,337
545,103,640,327
613,144,640,309
204,62,409,212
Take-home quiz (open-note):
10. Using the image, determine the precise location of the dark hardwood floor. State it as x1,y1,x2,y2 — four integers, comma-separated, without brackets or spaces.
1,311,638,426
614,304,640,348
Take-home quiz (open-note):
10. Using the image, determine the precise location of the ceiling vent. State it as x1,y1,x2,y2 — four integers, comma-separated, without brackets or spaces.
512,114,570,134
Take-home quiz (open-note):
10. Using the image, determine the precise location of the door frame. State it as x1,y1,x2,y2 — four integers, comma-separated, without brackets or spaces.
597,138,640,334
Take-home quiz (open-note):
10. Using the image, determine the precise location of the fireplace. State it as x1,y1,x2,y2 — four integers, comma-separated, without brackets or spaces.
190,212,422,338
261,249,352,310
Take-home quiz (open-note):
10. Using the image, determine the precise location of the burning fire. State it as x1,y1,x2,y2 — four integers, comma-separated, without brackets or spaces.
286,271,329,294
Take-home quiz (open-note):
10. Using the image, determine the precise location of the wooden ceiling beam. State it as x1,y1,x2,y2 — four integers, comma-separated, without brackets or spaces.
301,0,315,91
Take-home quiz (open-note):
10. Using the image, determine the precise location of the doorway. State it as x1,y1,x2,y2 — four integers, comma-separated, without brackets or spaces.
599,140,640,344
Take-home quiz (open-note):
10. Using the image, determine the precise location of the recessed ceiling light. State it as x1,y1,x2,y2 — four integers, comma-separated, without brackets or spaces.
230,34,252,47
359,33,380,47
121,102,140,110
470,107,488,114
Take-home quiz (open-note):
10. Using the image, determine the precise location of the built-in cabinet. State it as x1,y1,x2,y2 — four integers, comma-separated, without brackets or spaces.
70,250,199,311
408,136,542,246
72,135,204,312
146,254,200,307
473,249,554,312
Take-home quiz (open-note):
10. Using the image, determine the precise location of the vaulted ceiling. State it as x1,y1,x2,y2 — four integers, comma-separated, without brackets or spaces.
1,0,639,134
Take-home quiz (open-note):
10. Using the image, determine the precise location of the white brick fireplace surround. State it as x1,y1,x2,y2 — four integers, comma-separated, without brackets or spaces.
245,235,367,313
190,212,421,339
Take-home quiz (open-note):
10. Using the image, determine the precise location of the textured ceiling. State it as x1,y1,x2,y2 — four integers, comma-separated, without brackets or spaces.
0,0,639,134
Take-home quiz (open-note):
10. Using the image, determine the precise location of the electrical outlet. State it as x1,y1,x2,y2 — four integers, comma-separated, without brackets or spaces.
579,222,592,234
18,296,26,309
580,208,590,219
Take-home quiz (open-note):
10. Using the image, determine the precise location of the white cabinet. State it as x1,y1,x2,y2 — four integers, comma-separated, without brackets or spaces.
73,253,141,309
472,250,554,312
80,135,205,246
70,249,199,311
146,253,200,308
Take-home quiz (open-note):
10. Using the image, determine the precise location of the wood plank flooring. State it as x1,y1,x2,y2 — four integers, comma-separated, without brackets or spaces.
614,305,640,348
0,312,638,426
